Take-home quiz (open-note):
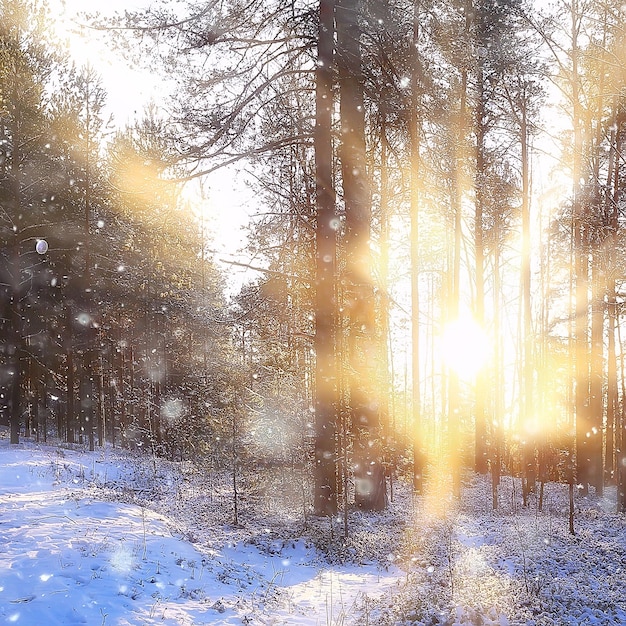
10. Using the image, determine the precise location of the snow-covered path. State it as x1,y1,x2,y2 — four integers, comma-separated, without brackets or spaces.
0,440,401,625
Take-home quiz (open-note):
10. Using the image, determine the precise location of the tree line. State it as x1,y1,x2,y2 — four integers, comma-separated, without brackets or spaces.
0,0,238,463
151,0,626,515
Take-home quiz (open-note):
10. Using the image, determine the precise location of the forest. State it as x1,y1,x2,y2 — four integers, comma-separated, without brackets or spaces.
0,0,626,626
2,0,626,621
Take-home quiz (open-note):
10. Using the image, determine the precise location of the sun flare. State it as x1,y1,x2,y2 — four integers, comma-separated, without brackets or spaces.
440,313,490,380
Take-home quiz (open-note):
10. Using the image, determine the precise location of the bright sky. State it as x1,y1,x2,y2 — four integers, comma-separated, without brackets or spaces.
50,0,253,289
53,0,161,125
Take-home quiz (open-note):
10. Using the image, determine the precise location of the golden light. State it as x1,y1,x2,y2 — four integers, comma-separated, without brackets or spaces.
440,313,490,380
523,415,541,436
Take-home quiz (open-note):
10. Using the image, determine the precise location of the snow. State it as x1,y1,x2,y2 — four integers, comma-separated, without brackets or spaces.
2,434,626,625
370,476,626,625
0,437,400,625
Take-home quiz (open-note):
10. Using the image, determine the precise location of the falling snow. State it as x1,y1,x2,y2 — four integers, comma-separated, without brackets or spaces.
35,239,48,255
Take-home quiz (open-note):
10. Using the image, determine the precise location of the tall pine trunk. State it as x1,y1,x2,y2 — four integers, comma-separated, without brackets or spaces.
520,94,536,503
448,1,471,499
8,81,22,445
337,0,385,510
474,49,488,475
313,0,338,517
615,103,626,510
410,0,424,493
606,102,619,486
571,2,591,495
379,112,393,497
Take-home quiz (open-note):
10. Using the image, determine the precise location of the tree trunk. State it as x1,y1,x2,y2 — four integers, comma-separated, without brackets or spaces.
606,103,620,486
615,103,626,511
8,83,22,445
589,258,604,494
492,226,503,509
65,305,75,444
410,0,424,493
379,111,393,497
520,95,536,502
337,0,385,510
474,50,488,475
313,0,338,517
9,233,21,445
448,3,471,500
82,348,96,452
569,0,592,496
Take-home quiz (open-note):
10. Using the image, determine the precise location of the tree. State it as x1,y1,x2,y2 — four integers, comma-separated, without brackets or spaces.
46,63,109,447
104,0,391,512
409,0,425,494
313,0,339,516
0,0,62,444
336,0,386,511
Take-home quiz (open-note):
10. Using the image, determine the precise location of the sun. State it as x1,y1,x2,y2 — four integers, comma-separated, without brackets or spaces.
440,312,490,380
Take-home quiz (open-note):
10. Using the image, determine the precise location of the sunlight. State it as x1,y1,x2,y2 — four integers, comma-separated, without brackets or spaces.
523,415,541,438
51,0,162,125
186,177,249,260
440,313,490,380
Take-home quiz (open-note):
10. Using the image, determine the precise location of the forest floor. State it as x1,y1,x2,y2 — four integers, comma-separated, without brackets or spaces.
369,464,626,625
0,433,625,625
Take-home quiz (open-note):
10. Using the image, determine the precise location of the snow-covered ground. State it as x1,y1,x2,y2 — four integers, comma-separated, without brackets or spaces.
0,437,401,625
369,471,626,626
1,435,626,625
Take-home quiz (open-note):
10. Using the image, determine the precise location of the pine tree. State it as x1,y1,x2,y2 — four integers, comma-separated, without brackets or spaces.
0,0,62,443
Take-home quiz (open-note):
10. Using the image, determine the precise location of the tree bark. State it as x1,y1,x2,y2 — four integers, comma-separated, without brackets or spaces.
474,45,488,475
571,1,591,496
8,79,22,445
313,0,338,517
410,0,424,494
606,103,620,486
448,1,471,500
520,93,536,502
337,0,385,510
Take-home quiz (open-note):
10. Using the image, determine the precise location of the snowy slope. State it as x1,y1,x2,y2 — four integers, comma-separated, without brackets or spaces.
0,439,400,625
